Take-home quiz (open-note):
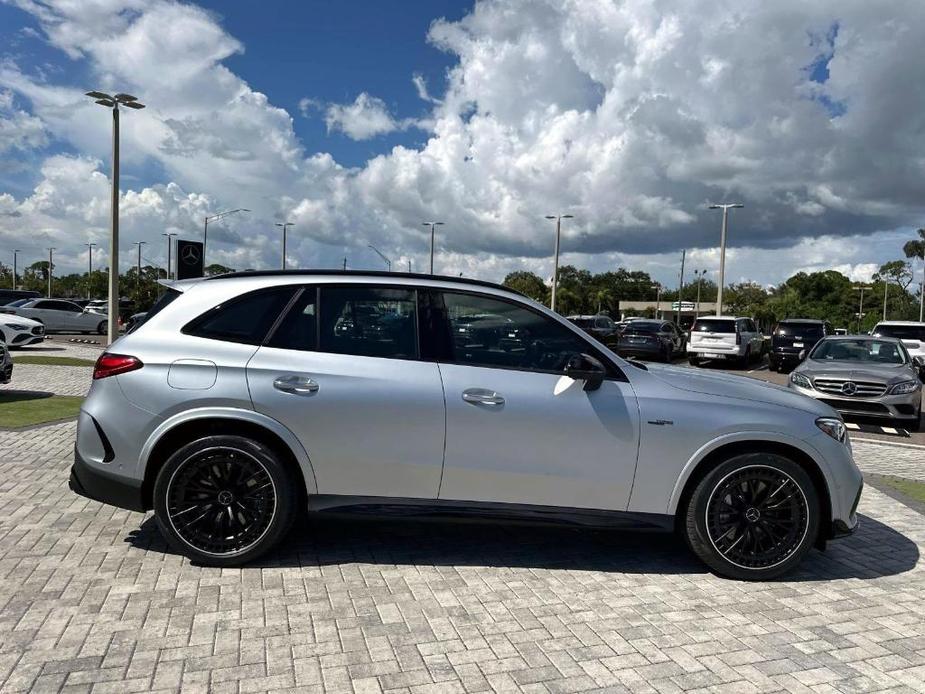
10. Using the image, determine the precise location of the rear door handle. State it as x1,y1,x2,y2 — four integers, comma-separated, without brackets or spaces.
273,375,320,395
462,388,504,406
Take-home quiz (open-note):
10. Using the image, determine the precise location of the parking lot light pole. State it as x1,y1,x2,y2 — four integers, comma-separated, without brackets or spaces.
162,233,177,280
84,243,97,298
46,247,55,298
694,269,706,316
367,244,392,271
882,278,889,321
134,241,147,297
853,285,869,333
708,203,744,316
203,208,250,265
12,250,19,289
652,283,662,319
545,214,574,312
86,90,145,344
422,222,444,275
275,222,294,269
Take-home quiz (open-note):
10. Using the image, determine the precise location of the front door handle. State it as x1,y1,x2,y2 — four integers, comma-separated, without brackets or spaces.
462,388,504,406
273,375,320,395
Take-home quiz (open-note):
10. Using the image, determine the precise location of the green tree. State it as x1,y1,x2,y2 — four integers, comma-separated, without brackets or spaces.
205,263,236,276
903,228,925,319
502,271,548,304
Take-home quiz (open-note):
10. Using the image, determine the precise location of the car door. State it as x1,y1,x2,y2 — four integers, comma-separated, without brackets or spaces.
246,285,446,500
55,301,86,330
429,289,640,511
32,300,67,330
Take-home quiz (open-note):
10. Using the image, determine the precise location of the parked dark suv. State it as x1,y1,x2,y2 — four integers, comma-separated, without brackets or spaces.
769,319,833,372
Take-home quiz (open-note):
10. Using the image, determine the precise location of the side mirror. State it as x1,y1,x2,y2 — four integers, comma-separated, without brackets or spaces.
564,353,606,392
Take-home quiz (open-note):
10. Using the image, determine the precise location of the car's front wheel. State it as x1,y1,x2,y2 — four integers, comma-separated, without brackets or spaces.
683,453,820,580
153,435,298,566
96,320,106,335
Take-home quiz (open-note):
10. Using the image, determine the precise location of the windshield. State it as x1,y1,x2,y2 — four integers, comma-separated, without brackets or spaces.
810,339,908,365
873,325,925,341
692,319,735,333
6,299,31,307
775,323,824,338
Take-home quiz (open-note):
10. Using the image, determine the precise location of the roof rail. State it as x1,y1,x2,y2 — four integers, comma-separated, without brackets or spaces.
203,269,521,295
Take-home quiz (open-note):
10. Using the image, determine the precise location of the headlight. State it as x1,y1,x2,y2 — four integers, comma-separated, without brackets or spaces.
816,417,847,443
889,380,921,395
5,324,28,330
790,372,812,389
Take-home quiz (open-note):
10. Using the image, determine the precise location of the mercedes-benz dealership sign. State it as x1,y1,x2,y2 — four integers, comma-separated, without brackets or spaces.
175,240,204,279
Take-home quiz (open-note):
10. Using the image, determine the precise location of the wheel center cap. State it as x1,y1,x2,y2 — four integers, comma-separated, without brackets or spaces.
745,507,761,523
217,490,234,506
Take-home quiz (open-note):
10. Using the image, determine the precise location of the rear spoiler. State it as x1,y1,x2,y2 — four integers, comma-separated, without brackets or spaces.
157,278,205,292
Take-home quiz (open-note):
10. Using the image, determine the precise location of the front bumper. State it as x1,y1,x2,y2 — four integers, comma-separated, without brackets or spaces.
70,446,146,513
789,382,921,421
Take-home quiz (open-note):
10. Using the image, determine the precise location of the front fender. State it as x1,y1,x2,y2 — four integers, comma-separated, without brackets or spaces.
664,430,836,516
139,406,319,494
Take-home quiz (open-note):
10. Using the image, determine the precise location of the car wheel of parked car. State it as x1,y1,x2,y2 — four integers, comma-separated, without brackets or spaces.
688,355,700,367
153,435,298,566
683,453,820,580
96,320,106,335
739,347,751,368
664,344,673,362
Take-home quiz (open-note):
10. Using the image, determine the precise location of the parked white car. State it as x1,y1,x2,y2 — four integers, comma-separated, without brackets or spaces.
688,316,763,367
0,298,108,334
0,314,45,348
0,337,11,384
871,321,925,360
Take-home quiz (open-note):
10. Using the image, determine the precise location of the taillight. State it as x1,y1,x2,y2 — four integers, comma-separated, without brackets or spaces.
93,353,143,379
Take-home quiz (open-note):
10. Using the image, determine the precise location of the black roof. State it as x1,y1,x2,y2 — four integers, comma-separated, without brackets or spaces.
204,269,519,295
778,318,825,323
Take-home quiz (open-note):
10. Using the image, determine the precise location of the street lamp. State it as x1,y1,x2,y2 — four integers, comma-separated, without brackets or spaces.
882,276,890,321
367,244,392,271
545,214,574,312
162,233,177,280
134,241,147,297
203,208,250,264
422,222,444,274
708,203,744,316
693,269,707,316
652,282,662,319
276,222,294,269
86,90,145,344
84,243,97,299
46,247,56,298
852,285,870,334
11,250,19,290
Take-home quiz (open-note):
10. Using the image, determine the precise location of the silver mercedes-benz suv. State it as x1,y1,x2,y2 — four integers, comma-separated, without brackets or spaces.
71,271,863,580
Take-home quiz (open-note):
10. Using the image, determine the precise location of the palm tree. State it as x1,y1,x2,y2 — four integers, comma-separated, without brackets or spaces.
904,228,925,321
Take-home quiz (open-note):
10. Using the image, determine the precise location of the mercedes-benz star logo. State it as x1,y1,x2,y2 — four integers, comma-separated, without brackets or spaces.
841,381,858,396
744,508,761,523
181,245,201,264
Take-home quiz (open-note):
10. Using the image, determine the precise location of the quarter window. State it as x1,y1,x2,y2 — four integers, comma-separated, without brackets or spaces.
439,292,591,372
184,287,297,344
319,286,417,359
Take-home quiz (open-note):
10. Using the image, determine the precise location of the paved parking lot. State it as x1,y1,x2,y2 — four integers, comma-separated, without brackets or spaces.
1,340,924,693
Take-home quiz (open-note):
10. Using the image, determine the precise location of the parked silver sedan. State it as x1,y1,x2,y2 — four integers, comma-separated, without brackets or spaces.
0,298,108,334
70,271,864,580
788,336,924,431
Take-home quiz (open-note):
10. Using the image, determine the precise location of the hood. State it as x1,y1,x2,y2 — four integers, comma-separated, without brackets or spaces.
795,359,914,385
643,362,834,417
0,313,41,327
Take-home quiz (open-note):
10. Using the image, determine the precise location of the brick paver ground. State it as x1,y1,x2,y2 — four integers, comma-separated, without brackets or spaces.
1,418,924,693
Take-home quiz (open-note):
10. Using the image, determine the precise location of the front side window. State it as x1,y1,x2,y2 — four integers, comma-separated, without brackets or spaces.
184,287,297,344
439,291,592,372
319,286,417,359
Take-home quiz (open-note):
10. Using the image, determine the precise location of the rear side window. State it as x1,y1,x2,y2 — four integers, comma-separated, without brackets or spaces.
266,289,317,351
319,286,417,359
692,319,735,333
184,287,297,344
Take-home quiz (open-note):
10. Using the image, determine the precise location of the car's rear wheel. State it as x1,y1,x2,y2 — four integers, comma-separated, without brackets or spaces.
153,435,297,566
683,453,820,580
689,355,701,367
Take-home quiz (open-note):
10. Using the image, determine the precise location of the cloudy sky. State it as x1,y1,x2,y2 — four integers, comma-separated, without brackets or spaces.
0,0,923,289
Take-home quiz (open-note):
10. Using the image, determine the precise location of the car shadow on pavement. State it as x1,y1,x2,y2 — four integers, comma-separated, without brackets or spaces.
0,390,54,401
126,511,918,580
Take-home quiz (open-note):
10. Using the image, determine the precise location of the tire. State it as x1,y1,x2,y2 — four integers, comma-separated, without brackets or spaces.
682,453,820,580
96,321,106,335
739,347,751,369
688,355,701,367
664,345,673,363
153,435,298,567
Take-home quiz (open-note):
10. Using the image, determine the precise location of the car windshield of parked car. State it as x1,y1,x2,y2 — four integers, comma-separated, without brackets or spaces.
692,318,735,333
775,322,824,338
621,321,661,334
810,339,907,364
873,325,925,341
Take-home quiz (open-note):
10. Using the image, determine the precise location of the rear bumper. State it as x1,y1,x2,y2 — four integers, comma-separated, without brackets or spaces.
70,446,146,513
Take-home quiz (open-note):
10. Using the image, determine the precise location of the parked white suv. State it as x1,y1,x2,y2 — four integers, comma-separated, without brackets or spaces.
871,321,925,360
688,316,763,367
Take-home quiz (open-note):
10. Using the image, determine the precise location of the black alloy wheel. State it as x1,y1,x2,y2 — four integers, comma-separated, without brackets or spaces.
684,454,819,580
154,435,297,566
